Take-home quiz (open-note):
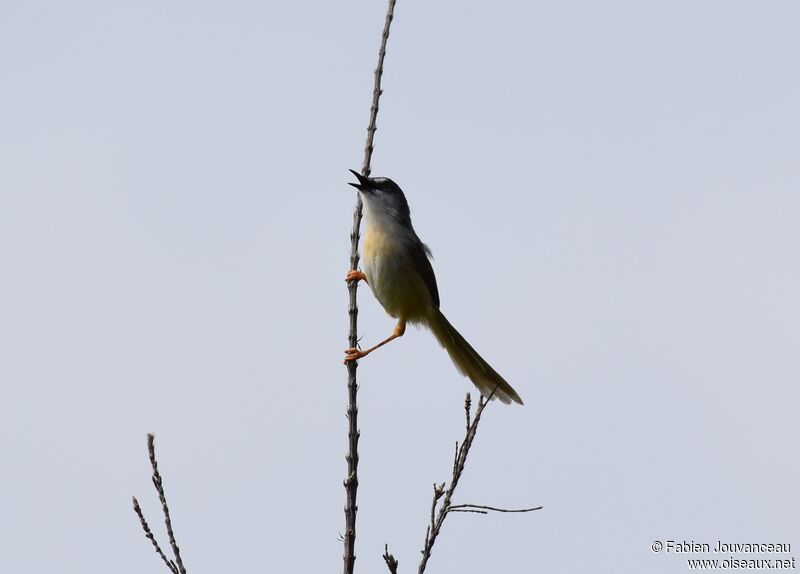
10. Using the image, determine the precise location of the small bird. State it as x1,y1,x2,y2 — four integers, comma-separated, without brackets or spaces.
344,169,523,405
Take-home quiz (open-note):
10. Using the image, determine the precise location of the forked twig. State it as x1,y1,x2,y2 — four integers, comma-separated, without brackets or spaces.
415,393,489,573
378,391,541,574
383,544,399,574
344,1,398,574
132,434,187,574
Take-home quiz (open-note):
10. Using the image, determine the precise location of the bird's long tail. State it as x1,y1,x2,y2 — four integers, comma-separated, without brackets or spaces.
428,310,523,405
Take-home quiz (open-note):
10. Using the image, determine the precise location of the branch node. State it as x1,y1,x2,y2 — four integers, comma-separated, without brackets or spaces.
383,544,399,573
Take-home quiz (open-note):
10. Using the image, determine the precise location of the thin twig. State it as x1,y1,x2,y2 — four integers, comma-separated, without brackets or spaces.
132,496,178,574
383,544,399,574
344,2,398,574
361,0,397,177
448,504,544,515
132,434,187,574
416,388,541,573
148,434,187,574
380,389,539,571
417,393,491,574
464,393,472,432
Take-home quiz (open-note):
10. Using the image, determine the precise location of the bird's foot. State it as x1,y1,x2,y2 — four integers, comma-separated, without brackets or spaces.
343,347,368,363
345,270,367,284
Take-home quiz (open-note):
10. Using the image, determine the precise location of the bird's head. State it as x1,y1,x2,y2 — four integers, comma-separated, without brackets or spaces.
348,169,411,225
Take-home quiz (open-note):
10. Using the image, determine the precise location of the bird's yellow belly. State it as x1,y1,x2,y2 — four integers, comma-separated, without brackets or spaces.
363,228,433,322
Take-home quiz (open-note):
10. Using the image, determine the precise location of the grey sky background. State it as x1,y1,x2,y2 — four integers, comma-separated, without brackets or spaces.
1,1,798,572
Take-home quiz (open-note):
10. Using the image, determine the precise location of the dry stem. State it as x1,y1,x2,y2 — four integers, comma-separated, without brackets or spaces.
344,2,398,574
416,393,488,573
408,392,541,574
132,496,177,574
132,434,187,574
383,544,399,574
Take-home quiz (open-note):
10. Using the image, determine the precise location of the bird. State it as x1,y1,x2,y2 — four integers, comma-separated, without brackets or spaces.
344,169,523,405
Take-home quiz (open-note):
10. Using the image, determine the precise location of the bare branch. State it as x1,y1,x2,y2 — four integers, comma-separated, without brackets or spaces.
147,434,187,574
448,504,543,515
412,389,540,573
383,544,399,574
344,2,398,574
132,496,178,574
417,393,487,573
464,393,472,432
132,434,187,574
361,0,397,177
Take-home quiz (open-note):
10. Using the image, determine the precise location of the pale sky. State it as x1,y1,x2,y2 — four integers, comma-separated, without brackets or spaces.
1,1,798,572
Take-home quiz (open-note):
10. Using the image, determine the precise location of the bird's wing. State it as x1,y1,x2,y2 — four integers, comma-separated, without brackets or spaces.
409,239,440,308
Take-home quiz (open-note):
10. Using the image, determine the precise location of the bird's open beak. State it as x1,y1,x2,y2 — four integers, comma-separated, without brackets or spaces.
348,169,370,191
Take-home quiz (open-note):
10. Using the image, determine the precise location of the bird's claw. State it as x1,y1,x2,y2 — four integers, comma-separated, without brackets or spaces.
343,347,368,363
345,270,367,284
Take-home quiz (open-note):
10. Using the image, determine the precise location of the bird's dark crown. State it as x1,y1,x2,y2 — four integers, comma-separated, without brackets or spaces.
348,169,412,225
